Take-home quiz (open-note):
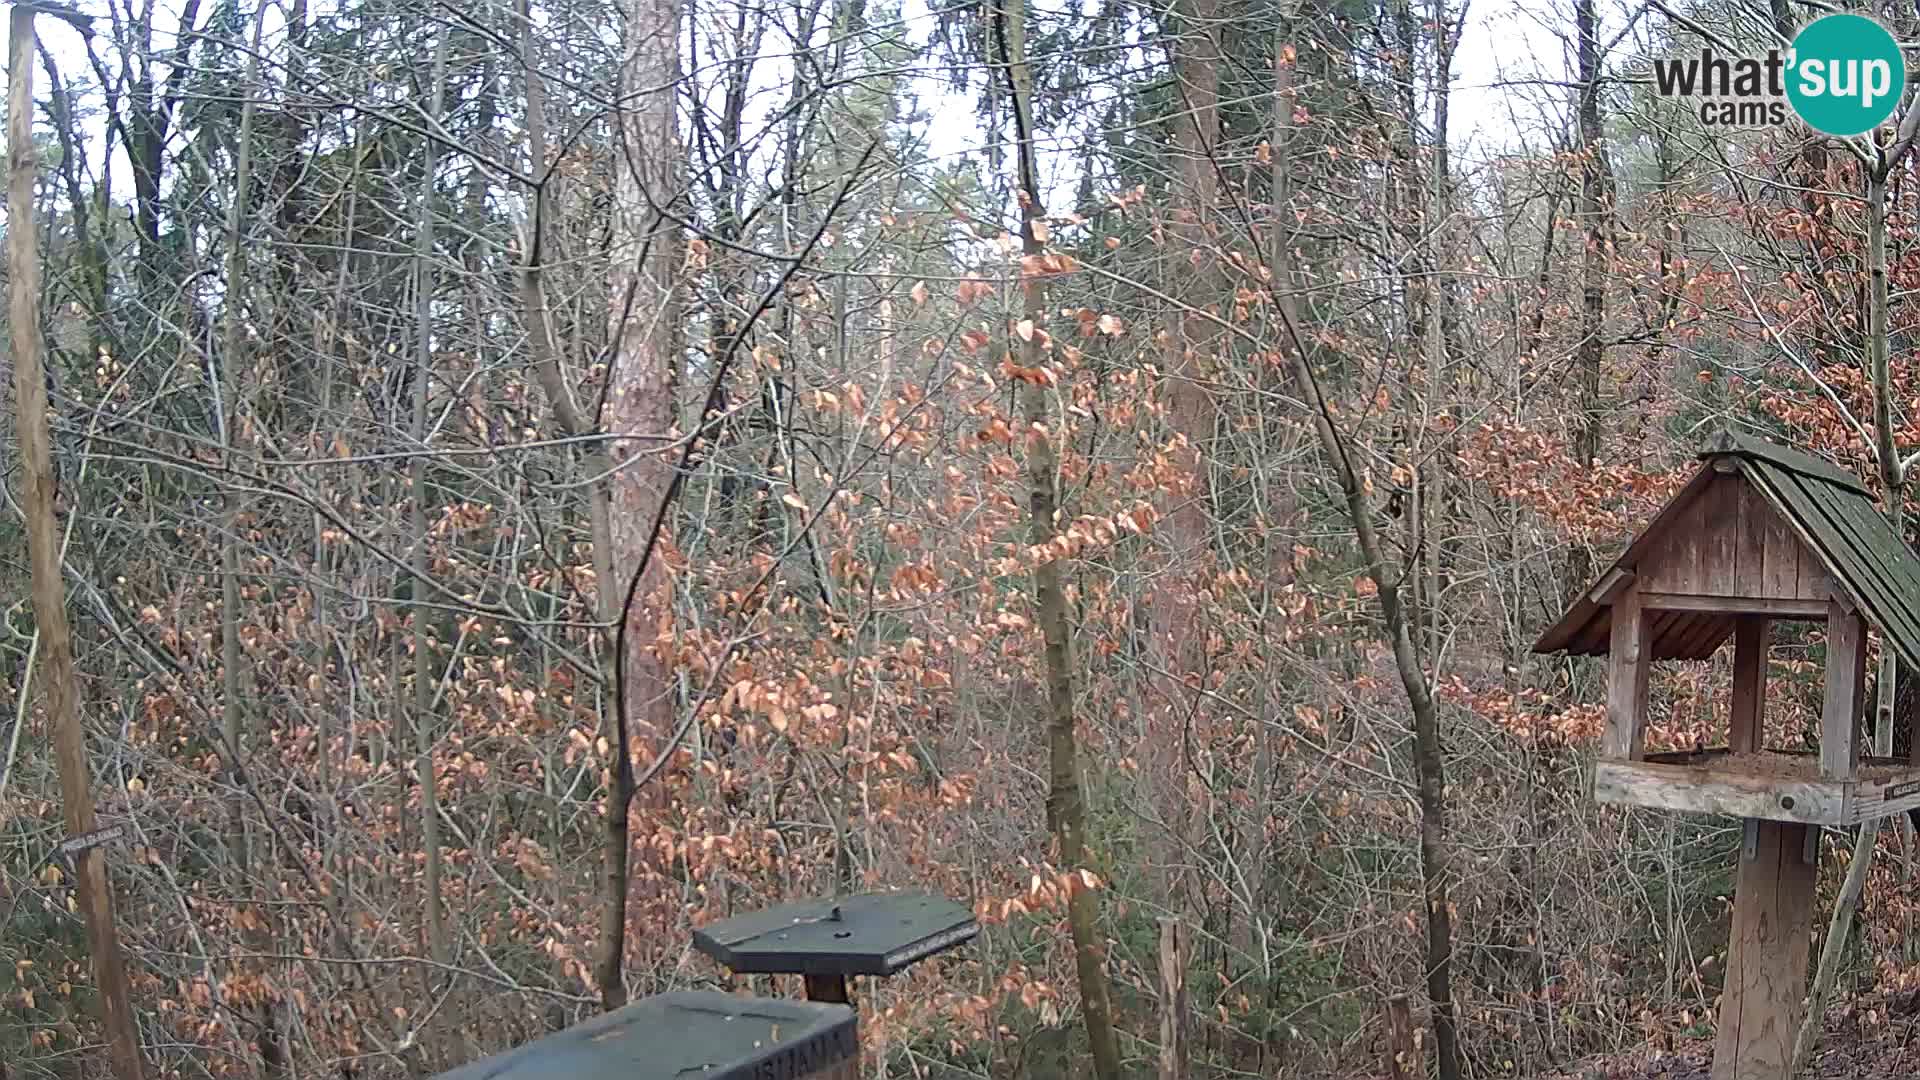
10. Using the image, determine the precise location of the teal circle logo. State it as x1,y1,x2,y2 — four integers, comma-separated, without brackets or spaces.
1786,14,1905,137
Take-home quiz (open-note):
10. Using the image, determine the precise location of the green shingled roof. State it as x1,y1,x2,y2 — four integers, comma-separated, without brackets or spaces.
1708,432,1920,672
1533,431,1920,672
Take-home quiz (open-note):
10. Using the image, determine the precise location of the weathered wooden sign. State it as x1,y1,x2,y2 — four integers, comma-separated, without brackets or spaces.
57,823,125,861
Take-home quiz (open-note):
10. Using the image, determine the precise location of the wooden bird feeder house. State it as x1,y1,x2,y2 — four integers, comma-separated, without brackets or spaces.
1534,432,1920,1080
692,890,979,1005
429,991,858,1080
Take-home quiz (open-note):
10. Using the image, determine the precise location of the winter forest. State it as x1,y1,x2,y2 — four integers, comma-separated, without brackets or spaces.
13,0,1920,1077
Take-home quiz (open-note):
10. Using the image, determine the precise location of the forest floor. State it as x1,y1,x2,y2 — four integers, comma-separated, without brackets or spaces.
1543,992,1920,1079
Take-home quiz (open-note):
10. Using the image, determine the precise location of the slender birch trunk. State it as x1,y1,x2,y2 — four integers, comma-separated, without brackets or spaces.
409,22,455,1060
8,10,146,1078
996,1,1121,1075
1270,21,1461,1080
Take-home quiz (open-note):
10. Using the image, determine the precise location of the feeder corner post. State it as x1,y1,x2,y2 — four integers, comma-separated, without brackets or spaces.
1603,581,1650,761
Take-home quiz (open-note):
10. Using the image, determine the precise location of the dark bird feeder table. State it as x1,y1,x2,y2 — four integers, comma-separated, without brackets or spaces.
692,890,980,1005
423,892,972,1078
428,991,857,1080
1535,433,1920,1080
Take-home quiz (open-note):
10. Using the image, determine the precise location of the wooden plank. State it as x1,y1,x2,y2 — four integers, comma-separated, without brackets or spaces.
1648,610,1686,651
1643,494,1710,595
1586,568,1634,606
1734,478,1770,598
1711,820,1816,1080
1593,760,1848,825
1681,490,1715,593
1618,464,1721,575
1822,599,1866,780
1730,616,1769,754
1677,613,1733,661
1849,767,1920,823
1639,593,1828,617
1664,612,1720,662
1655,611,1696,657
1605,584,1651,760
1705,474,1742,595
1758,488,1805,600
1752,469,1853,608
1571,613,1611,656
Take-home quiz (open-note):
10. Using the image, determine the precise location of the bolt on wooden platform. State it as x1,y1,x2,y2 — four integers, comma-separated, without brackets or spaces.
1535,433,1920,1080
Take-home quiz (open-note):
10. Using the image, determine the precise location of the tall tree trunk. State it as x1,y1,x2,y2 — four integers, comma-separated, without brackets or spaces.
214,7,285,1073
8,11,147,1078
1270,24,1461,1080
1569,0,1608,592
518,0,620,764
601,0,685,1010
218,0,264,882
1422,0,1463,666
997,2,1122,1076
410,22,455,1062
1155,0,1222,922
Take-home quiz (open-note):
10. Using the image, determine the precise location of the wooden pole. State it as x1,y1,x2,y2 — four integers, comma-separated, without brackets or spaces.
1604,584,1650,760
7,9,145,1078
1729,616,1768,753
803,974,851,1005
1712,821,1816,1080
1157,916,1189,1080
1821,600,1866,780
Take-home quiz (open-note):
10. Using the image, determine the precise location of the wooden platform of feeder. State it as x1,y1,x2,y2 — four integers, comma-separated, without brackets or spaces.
1595,749,1920,825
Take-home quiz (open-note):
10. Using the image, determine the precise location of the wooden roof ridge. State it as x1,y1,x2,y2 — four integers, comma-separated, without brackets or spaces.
1533,431,1920,673
1697,429,1871,496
